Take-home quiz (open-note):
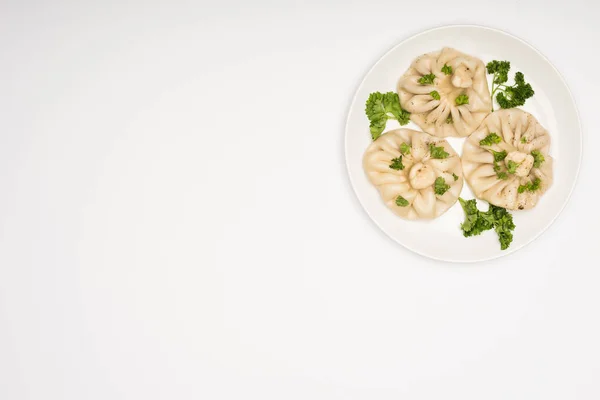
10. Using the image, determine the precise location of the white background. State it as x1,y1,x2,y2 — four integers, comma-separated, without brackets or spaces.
0,0,598,399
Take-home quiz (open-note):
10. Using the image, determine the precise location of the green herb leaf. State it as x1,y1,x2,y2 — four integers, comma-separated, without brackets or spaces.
486,60,511,85
455,94,469,105
434,177,450,196
445,114,453,124
531,150,545,168
487,60,534,110
458,197,516,250
418,73,436,85
429,143,449,159
458,198,495,237
441,64,453,75
518,178,541,193
489,205,515,250
479,133,502,146
489,149,508,162
493,161,508,179
430,90,441,100
389,156,404,170
521,136,528,143
395,196,409,207
506,160,520,174
400,142,411,155
452,173,458,181
365,92,411,140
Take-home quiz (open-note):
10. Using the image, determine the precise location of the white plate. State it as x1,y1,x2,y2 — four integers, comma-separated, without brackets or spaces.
345,25,582,262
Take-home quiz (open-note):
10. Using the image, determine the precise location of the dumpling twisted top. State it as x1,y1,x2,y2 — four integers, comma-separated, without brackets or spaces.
363,128,463,220
398,47,492,138
461,109,553,210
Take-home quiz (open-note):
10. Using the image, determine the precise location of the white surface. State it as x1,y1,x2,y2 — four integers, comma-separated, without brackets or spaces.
0,1,598,399
346,25,581,262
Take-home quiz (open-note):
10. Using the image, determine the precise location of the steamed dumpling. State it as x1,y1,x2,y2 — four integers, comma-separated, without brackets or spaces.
398,47,492,138
363,128,463,220
461,109,553,210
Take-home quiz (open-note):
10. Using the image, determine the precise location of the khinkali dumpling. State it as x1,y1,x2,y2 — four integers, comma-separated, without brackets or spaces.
461,109,553,210
363,128,463,220
397,47,492,138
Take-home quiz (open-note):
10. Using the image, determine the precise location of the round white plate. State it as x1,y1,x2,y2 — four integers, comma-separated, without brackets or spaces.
345,25,582,262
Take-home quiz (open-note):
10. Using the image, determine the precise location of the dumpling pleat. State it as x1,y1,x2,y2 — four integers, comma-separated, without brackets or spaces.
413,188,436,218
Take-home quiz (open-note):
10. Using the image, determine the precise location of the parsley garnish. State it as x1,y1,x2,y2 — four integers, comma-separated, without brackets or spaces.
400,142,411,155
486,60,535,111
441,64,453,75
389,156,404,170
455,94,469,105
429,143,449,159
490,204,516,250
434,177,450,195
493,162,508,179
459,198,494,237
430,90,441,100
395,196,409,207
479,133,502,146
365,92,411,140
518,178,541,193
489,149,507,162
418,73,436,85
458,198,515,250
506,160,520,174
531,150,545,168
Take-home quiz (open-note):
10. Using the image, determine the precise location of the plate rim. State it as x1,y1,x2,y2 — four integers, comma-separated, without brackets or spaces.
344,23,583,263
